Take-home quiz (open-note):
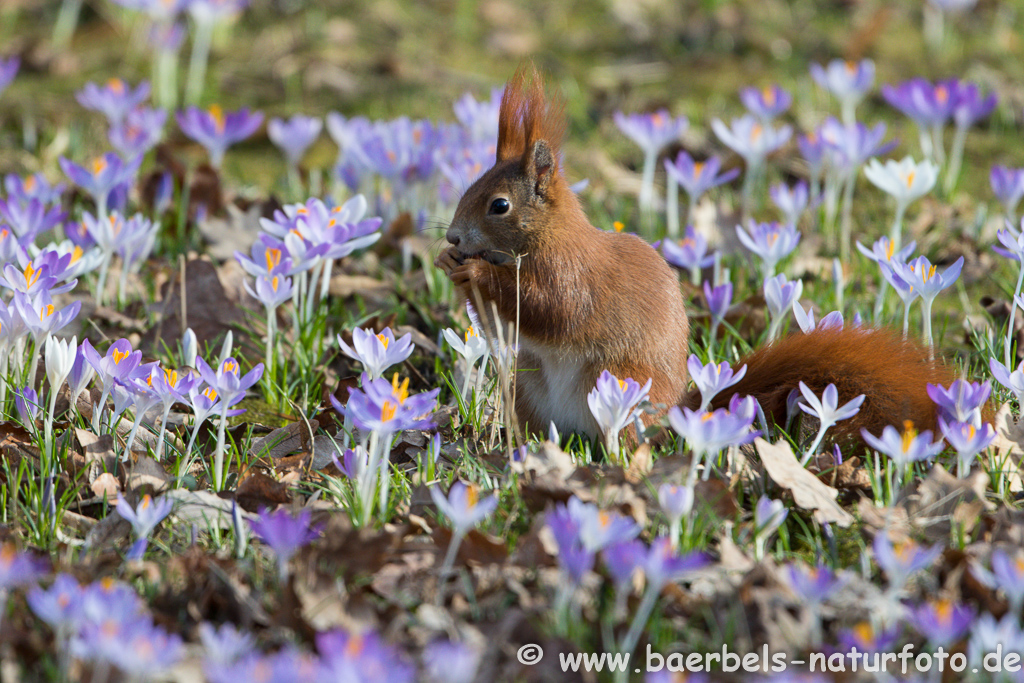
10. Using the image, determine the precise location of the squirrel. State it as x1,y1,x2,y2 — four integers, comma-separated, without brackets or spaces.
435,67,953,446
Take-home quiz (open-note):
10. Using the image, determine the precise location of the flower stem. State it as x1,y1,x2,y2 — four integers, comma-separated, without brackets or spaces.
944,124,968,195
639,151,657,235
839,171,855,262
213,404,228,491
888,202,907,255
665,175,680,238
618,583,661,679
1006,263,1024,368
185,18,214,105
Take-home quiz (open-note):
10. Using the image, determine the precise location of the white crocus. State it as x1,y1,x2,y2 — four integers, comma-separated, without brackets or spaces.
796,382,865,465
43,335,77,474
863,156,938,253
443,325,489,400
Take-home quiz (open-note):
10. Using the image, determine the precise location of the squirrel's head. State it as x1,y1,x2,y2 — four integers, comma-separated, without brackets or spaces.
446,67,570,263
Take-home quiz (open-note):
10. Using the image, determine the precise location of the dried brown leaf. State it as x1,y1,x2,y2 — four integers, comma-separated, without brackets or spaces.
756,438,854,527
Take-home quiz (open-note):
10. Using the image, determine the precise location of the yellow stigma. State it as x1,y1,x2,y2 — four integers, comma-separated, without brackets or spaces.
693,161,704,179
618,378,627,391
381,400,397,422
346,634,365,657
701,412,714,422
222,359,238,374
905,171,916,188
845,60,857,73
652,112,665,126
140,494,152,510
209,104,225,132
894,540,915,562
0,544,14,566
113,348,129,365
885,240,895,262
936,86,948,103
901,420,916,453
934,599,953,624
598,511,611,528
376,333,390,349
466,484,479,508
613,221,625,232
40,304,54,320
71,245,83,264
165,368,178,386
465,326,479,342
767,232,779,247
762,86,776,106
265,247,282,271
751,124,763,142
204,387,218,401
296,207,308,215
270,275,279,292
107,78,125,94
24,176,36,191
853,622,873,644
391,373,410,403
23,262,39,288
92,157,107,175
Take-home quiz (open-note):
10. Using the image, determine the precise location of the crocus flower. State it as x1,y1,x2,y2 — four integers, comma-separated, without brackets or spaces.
686,355,746,412
267,114,323,167
796,381,865,464
990,357,1024,406
836,622,901,657
763,273,803,341
927,379,990,428
785,562,842,605
430,481,498,575
198,622,255,668
0,543,45,594
793,304,844,334
337,327,414,381
863,156,938,252
108,106,167,158
657,483,694,550
337,373,439,436
60,153,141,219
443,324,489,399
754,496,788,559
663,151,738,235
613,109,688,227
704,280,732,341
196,356,264,490
27,573,85,636
873,533,942,595
810,59,875,123
711,115,791,216
176,105,263,168
0,57,19,100
939,418,995,477
116,493,174,560
861,420,945,488
248,507,320,581
661,226,715,284
76,79,152,125
0,196,66,242
946,82,996,191
740,84,792,121
14,386,39,427
736,220,800,278
586,370,652,461
968,613,1024,671
548,497,641,554
770,181,809,227
244,273,292,312
667,395,759,485
423,640,482,683
892,255,964,349
992,166,1024,227
317,629,414,683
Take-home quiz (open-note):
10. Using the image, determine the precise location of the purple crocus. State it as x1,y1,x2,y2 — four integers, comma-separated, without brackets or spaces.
939,418,995,478
430,481,498,575
891,254,964,348
797,382,866,464
248,507,320,581
686,355,746,412
337,327,414,381
873,533,942,594
334,373,439,436
423,640,482,683
704,280,732,340
740,84,792,121
614,109,689,223
176,105,263,168
317,629,414,683
736,220,800,278
770,181,809,226
244,273,292,311
711,115,792,171
0,196,66,242
861,420,945,473
785,562,843,605
661,226,715,284
116,493,174,560
83,337,143,431
657,484,694,549
992,166,1024,226
76,79,152,125
267,114,323,167
0,57,17,100
819,118,894,176
909,599,974,647
990,357,1024,406
927,379,990,428
754,496,788,559
59,153,142,217
27,573,85,635
667,395,759,485
108,106,167,158
586,370,652,461
763,273,803,340
0,543,45,592
810,59,875,123
663,152,738,203
196,356,263,408
14,386,39,426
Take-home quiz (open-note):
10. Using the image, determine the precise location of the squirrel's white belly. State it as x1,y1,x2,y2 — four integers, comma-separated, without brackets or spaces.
516,338,599,438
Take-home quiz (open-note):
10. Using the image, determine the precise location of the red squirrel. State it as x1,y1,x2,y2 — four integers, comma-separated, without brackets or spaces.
435,68,952,444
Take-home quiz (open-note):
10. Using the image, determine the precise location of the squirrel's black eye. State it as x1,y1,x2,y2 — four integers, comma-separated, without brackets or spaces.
489,197,510,215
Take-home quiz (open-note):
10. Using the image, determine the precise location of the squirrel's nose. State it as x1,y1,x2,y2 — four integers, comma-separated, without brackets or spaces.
445,228,460,246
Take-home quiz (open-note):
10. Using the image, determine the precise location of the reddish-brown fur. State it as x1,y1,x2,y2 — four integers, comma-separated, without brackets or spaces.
435,68,952,442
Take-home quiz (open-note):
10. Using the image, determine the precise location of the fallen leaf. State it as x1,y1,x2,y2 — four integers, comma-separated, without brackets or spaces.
756,438,854,528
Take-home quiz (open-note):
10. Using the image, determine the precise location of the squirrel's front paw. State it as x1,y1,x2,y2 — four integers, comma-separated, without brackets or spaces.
450,259,487,287
434,246,464,279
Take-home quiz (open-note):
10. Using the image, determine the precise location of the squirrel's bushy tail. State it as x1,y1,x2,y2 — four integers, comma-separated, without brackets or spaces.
698,327,954,441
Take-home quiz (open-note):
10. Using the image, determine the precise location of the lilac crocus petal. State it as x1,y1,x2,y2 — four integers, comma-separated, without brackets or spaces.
797,382,865,429
739,84,792,121
784,562,843,605
198,622,256,668
14,386,39,425
116,493,174,540
799,130,827,178
267,115,323,166
657,484,694,523
953,82,996,129
882,78,957,127
711,115,791,168
195,356,264,408
909,599,974,647
0,543,45,591
810,59,875,106
27,573,84,632
663,152,738,201
176,105,264,168
770,181,809,226
0,57,19,99
643,538,709,589
894,254,964,303
243,273,292,311
986,550,1024,609
429,481,498,537
109,106,167,158
337,327,414,381
873,533,942,590
234,234,294,278
77,79,152,125
927,379,990,427
613,110,689,156
662,226,715,272
763,273,804,321
603,539,646,591
59,153,142,208
755,496,788,537
993,225,1024,262
0,197,66,241
736,221,800,276
863,156,938,207
686,355,746,411
939,418,995,472
587,370,652,439
860,422,945,468
819,118,894,174
247,507,320,579
666,396,760,460
337,373,439,435
423,640,482,683
991,166,1024,219
856,236,917,265
703,281,732,325
990,358,1024,404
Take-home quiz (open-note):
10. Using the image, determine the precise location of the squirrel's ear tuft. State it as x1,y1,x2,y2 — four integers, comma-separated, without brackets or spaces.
524,139,556,199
